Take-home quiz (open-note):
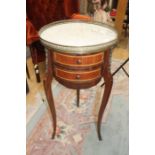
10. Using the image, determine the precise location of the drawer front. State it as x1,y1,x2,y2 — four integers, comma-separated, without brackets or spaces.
55,68,101,82
53,52,103,67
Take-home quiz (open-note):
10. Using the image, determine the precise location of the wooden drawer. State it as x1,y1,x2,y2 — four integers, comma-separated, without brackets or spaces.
55,67,101,82
53,52,103,67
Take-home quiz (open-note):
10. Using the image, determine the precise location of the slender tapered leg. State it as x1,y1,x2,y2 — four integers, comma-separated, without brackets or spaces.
97,50,113,140
97,73,113,140
77,89,80,107
43,51,56,139
44,77,56,139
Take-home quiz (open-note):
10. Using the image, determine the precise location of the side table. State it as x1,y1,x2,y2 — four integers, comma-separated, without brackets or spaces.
39,20,118,140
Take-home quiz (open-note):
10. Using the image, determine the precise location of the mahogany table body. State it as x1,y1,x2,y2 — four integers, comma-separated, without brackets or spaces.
39,20,118,140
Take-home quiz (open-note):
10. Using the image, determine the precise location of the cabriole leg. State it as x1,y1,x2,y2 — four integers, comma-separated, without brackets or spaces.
43,51,56,139
97,49,113,140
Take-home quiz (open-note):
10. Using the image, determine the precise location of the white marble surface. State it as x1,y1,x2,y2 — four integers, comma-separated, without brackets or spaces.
40,22,117,47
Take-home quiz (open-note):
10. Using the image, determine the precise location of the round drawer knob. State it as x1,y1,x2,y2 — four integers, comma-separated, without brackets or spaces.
76,59,82,64
76,74,81,79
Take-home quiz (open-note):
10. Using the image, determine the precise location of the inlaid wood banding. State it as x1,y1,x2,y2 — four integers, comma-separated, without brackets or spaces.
54,68,101,82
53,52,104,67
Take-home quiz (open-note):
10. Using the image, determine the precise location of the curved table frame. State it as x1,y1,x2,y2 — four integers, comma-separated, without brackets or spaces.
43,49,113,141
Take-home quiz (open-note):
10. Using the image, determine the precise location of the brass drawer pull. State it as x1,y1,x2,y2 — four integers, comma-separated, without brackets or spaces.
76,74,81,79
76,59,82,64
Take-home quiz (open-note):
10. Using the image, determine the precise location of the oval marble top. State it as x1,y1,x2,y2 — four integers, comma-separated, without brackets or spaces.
39,20,118,54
